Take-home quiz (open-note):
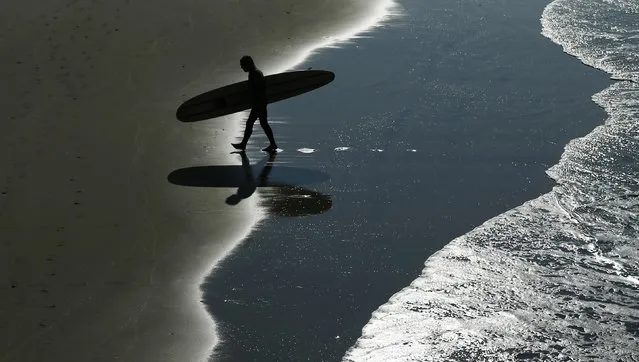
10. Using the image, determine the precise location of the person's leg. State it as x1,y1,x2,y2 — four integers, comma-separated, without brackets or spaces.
258,107,277,148
232,111,258,150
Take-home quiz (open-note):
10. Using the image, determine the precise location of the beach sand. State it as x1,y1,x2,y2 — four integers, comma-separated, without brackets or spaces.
0,1,384,361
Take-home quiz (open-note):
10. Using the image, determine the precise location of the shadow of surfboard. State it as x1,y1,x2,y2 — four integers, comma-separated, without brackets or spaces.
167,165,329,187
176,70,335,122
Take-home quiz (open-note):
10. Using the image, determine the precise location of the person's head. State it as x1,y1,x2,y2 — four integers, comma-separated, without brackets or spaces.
240,55,256,72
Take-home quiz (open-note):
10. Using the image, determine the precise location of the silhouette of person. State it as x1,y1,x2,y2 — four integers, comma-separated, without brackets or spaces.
232,56,278,152
226,152,276,205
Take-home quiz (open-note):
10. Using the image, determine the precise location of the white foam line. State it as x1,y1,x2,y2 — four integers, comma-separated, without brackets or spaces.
269,147,420,153
189,198,266,362
192,1,401,361
269,0,402,74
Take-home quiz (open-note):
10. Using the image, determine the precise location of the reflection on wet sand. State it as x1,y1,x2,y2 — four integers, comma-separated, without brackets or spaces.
259,185,332,217
168,152,331,217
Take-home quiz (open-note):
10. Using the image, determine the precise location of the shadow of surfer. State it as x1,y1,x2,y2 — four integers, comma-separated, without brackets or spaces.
232,56,278,152
226,152,277,205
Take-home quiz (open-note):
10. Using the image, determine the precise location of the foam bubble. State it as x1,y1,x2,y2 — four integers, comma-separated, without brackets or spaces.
297,148,316,154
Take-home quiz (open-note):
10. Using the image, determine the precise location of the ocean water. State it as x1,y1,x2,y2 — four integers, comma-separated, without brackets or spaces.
345,0,639,361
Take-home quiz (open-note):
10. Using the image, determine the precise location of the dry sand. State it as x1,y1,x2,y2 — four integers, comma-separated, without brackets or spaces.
0,0,386,361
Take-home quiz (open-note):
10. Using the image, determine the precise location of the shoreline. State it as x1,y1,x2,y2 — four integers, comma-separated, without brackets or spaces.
199,1,399,357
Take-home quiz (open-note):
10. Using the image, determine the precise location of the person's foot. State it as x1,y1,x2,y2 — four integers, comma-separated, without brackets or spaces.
232,143,246,151
262,144,278,152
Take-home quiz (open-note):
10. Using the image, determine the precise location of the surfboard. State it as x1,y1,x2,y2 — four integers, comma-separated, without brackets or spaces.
176,70,335,122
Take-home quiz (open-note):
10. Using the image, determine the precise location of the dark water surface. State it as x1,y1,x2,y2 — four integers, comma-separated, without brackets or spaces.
202,0,610,360
346,0,639,359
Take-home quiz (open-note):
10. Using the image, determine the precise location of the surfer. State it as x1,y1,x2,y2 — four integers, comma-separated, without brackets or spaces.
232,56,278,152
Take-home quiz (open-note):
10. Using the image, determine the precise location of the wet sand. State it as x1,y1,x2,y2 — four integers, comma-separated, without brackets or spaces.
200,0,612,360
0,1,388,361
